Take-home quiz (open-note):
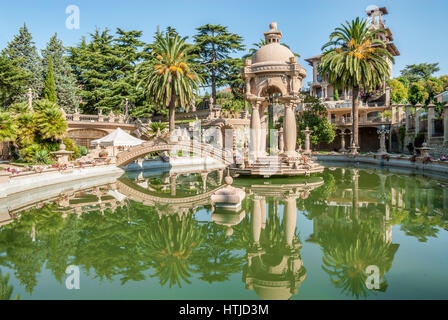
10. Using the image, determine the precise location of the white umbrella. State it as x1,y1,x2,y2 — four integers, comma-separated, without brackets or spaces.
91,128,144,147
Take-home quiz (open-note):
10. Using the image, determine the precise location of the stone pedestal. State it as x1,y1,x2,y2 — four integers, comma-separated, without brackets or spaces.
51,142,73,166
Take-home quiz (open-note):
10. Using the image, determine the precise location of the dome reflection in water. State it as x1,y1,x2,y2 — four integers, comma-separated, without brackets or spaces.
0,167,448,299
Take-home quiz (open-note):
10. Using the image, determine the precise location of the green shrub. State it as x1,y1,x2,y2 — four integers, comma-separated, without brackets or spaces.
78,146,88,157
32,149,51,164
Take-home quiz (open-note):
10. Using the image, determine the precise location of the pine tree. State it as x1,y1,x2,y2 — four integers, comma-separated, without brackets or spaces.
0,57,29,107
43,56,57,102
193,25,245,103
41,33,80,111
69,28,146,114
2,23,43,100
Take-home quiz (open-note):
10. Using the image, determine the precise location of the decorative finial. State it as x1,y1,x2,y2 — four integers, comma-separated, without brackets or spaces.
269,21,277,31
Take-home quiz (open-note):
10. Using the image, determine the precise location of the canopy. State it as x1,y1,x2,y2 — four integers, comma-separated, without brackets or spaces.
90,128,144,147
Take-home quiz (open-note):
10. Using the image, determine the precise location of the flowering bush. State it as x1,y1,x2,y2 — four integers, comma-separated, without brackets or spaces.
301,155,309,164
423,157,432,164
440,156,447,161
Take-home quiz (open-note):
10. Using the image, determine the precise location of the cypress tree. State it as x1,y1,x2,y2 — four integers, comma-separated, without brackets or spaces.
41,33,80,112
43,56,57,103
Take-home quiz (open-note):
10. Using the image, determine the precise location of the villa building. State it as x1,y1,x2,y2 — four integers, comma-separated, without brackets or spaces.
304,6,401,152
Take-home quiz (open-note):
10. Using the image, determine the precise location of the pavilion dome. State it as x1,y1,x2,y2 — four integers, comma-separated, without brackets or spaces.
252,43,295,65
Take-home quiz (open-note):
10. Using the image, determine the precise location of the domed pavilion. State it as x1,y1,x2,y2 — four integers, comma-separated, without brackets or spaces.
236,22,323,176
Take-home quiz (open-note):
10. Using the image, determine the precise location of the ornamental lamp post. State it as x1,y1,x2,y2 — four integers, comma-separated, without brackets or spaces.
377,125,390,155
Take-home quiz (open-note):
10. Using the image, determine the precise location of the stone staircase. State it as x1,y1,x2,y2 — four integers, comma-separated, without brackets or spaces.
235,156,324,177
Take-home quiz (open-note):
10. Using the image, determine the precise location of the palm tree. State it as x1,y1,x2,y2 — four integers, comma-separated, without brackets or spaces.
15,112,36,147
0,271,20,300
318,18,393,148
0,112,17,142
137,33,201,133
35,101,67,141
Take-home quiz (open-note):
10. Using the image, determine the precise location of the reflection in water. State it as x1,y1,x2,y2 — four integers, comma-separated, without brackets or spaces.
0,167,447,299
0,271,20,300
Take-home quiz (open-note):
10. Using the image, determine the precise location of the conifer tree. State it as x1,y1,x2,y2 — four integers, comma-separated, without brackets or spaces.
43,56,57,103
41,33,80,111
2,23,43,100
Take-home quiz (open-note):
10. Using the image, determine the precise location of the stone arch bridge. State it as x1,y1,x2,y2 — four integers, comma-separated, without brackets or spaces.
115,137,234,167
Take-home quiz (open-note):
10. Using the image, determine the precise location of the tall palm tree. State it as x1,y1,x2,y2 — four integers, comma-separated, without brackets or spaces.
137,33,201,133
319,18,393,148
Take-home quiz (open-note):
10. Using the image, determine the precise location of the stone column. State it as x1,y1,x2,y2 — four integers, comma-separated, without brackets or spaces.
444,103,448,144
283,102,297,157
278,127,284,153
218,169,223,185
260,197,267,230
252,197,262,247
405,104,412,132
338,132,346,152
201,172,208,192
250,102,261,159
283,194,297,248
170,174,177,196
415,103,423,133
351,169,359,220
427,103,435,142
302,126,313,155
259,113,267,157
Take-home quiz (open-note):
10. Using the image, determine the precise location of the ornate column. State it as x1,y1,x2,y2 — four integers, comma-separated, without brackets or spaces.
302,126,312,155
250,101,261,159
283,102,297,157
444,103,448,145
283,193,298,248
427,103,435,142
338,132,346,152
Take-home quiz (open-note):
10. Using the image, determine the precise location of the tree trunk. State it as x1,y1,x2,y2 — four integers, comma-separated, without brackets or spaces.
169,92,176,133
211,39,216,108
352,87,360,148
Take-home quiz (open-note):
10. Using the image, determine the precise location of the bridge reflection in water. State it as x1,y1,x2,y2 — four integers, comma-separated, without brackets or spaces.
0,167,447,299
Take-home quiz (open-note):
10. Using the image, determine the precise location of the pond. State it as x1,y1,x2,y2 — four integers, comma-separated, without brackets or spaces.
1,166,448,300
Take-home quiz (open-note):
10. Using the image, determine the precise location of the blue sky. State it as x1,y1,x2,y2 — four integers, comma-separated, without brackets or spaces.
1,0,447,88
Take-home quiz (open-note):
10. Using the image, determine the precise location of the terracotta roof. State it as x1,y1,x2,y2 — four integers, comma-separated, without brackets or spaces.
304,54,322,65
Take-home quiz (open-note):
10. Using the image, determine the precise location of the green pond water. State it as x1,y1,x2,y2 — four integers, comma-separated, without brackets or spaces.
1,165,448,300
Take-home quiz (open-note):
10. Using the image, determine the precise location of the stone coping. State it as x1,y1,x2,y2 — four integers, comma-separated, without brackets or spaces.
315,153,448,175
0,165,124,199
